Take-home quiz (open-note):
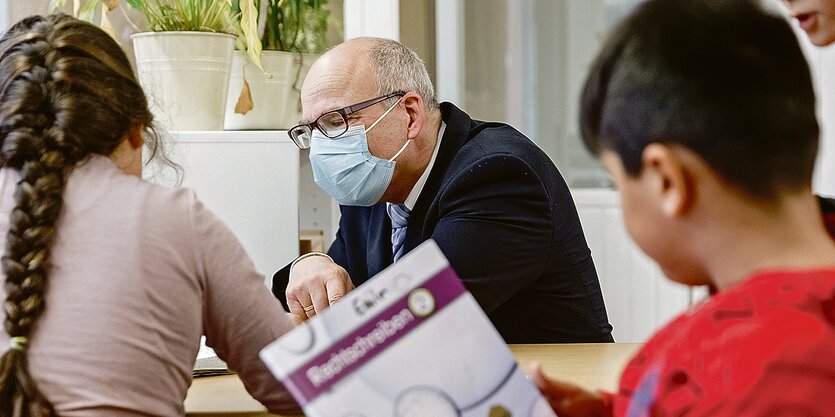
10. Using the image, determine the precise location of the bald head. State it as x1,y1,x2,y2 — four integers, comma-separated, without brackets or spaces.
300,37,438,123
300,39,375,122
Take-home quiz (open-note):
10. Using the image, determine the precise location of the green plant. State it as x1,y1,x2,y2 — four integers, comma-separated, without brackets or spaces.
48,0,121,23
50,0,238,34
127,0,237,33
234,0,330,70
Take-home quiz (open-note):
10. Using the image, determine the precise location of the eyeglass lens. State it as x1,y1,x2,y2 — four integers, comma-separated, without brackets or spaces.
290,125,312,149
317,111,349,138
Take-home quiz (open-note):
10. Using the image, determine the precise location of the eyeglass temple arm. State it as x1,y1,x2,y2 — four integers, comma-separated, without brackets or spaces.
343,91,406,116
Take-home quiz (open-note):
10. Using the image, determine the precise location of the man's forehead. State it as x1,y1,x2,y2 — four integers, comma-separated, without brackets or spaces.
302,85,350,120
301,73,375,123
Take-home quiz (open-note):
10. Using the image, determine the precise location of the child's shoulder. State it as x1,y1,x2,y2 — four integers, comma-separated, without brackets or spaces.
616,269,835,416
676,268,835,349
628,268,835,386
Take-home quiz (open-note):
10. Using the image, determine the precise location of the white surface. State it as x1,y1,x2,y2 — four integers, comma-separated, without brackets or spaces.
804,38,835,197
0,0,47,32
197,336,218,360
144,131,300,284
0,2,8,31
132,32,235,131
435,0,464,107
343,0,399,41
572,188,695,343
816,47,835,197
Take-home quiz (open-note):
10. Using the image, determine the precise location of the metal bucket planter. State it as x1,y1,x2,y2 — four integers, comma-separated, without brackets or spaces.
224,50,319,130
132,32,236,131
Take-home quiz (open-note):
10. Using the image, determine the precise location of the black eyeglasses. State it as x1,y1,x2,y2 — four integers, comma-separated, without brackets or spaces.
288,91,406,149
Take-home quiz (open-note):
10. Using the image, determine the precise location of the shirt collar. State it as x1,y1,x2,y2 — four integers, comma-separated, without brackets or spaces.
403,121,446,210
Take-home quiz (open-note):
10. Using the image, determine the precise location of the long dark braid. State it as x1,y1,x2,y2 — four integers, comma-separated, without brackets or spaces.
0,15,160,416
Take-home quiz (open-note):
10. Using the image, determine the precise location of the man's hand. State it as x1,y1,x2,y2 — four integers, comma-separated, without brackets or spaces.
286,254,354,321
528,362,608,417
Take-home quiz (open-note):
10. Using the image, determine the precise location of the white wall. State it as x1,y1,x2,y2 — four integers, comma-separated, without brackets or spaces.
0,0,49,31
343,0,398,40
803,42,835,197
145,132,301,284
572,189,696,342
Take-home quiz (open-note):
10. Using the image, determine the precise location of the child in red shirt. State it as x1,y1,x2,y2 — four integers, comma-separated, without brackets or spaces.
531,1,835,416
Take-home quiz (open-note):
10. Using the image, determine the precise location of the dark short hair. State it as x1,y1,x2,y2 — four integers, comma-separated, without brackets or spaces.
581,0,819,199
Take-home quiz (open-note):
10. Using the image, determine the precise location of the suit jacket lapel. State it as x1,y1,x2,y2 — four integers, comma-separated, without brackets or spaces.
404,103,472,253
366,203,392,277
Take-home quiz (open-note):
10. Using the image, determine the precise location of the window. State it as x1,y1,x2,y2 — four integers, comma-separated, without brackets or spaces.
401,0,644,188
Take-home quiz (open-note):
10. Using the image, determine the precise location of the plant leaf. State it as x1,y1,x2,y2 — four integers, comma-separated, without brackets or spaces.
235,78,255,114
136,0,235,33
240,0,263,70
48,0,69,13
78,0,99,21
125,0,144,12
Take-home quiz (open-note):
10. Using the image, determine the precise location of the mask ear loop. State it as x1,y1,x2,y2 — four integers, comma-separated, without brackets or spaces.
388,139,411,162
367,96,404,133
364,96,411,162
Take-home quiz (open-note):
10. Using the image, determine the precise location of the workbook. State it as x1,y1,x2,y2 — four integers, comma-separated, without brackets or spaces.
260,240,557,417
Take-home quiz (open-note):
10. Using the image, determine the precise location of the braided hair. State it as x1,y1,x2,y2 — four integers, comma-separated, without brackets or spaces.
0,15,160,416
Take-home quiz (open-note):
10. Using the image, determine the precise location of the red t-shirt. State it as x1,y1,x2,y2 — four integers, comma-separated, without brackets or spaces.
606,269,835,417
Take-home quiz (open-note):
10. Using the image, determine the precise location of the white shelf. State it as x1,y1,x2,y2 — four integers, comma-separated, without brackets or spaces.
144,130,301,285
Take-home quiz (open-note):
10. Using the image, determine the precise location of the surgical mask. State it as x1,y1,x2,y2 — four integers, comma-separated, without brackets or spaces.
309,100,411,206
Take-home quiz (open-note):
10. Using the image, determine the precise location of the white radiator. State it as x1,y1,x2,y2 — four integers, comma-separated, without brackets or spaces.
571,188,703,342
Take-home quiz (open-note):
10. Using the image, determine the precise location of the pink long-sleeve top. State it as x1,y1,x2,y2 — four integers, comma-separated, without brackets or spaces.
0,155,298,416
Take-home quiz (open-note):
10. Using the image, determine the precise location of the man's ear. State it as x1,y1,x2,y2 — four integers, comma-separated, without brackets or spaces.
641,143,693,217
400,92,425,140
127,123,145,149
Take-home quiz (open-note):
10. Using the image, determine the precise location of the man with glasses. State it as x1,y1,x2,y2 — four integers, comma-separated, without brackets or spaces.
273,37,613,343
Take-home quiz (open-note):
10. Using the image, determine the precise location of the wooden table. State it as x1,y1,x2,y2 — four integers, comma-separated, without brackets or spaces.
185,343,642,417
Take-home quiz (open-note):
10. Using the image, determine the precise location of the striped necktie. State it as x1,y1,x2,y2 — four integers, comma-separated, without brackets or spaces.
386,203,411,262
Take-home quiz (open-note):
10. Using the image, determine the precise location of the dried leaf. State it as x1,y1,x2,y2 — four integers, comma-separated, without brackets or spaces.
235,79,254,115
103,0,120,11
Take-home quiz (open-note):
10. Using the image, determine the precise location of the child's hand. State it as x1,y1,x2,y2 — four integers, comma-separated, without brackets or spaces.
528,362,607,417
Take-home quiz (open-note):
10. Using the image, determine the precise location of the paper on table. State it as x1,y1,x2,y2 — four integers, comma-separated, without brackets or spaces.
194,336,232,377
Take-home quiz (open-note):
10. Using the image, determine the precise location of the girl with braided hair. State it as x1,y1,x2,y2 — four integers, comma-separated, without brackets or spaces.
0,14,299,416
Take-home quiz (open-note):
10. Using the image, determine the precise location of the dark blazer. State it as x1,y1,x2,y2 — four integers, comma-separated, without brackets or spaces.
274,103,613,343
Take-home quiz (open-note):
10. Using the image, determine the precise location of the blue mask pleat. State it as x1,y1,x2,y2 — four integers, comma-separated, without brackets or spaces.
309,125,395,206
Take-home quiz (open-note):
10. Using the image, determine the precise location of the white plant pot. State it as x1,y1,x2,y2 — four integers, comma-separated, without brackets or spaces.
132,32,236,131
224,51,319,130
